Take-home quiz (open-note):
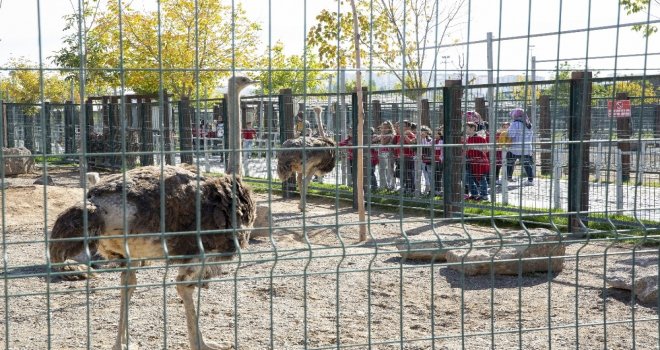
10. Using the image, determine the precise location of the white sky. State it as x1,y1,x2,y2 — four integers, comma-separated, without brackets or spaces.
0,0,657,85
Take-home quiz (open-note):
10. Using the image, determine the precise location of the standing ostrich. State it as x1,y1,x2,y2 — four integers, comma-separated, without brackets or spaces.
277,106,336,211
49,165,256,350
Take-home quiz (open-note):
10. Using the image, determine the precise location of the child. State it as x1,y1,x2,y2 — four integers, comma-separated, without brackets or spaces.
419,126,433,194
465,122,490,201
433,127,444,196
241,122,257,159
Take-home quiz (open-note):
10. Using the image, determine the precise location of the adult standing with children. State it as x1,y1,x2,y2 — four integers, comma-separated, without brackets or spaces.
506,108,535,186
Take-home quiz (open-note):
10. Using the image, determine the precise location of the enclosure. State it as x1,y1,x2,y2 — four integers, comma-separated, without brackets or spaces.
1,0,660,349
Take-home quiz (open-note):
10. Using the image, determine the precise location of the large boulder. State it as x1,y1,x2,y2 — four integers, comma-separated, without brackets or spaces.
606,252,658,304
444,228,566,276
3,147,34,175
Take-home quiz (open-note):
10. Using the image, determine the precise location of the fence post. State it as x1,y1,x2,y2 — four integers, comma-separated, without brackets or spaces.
85,99,94,168
140,98,154,166
443,79,463,218
24,112,35,153
162,91,174,165
474,97,487,124
351,87,370,208
615,92,631,182
655,104,660,146
6,103,14,148
568,71,592,233
539,95,552,175
421,99,430,127
1,100,6,148
279,88,295,198
44,102,52,155
178,97,193,164
372,100,382,128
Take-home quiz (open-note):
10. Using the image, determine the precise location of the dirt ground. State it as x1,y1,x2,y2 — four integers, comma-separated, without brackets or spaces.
0,166,658,349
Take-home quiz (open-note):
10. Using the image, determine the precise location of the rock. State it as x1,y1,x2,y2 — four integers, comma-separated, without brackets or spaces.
250,204,272,238
33,175,54,186
606,253,658,304
3,147,34,175
86,172,100,187
445,228,566,276
397,234,470,262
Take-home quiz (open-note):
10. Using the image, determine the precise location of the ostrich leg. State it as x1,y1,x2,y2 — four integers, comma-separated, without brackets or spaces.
299,167,316,211
113,262,140,350
176,276,229,350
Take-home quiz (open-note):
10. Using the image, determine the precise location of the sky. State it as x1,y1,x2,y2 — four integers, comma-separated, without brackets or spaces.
0,0,657,87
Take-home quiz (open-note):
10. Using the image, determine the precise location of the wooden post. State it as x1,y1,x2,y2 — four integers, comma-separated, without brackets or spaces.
1,100,6,148
23,112,35,152
616,92,631,181
421,99,430,127
64,101,72,156
278,88,296,198
163,91,174,165
539,95,552,175
443,80,463,218
178,97,193,164
474,97,487,126
568,71,592,233
372,100,382,128
655,104,660,146
44,102,52,155
140,98,154,166
6,103,15,148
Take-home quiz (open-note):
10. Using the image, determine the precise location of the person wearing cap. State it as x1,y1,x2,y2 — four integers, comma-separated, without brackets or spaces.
506,108,535,186
465,110,488,135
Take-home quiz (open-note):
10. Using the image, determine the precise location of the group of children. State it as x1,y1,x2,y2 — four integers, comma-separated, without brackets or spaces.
463,108,535,202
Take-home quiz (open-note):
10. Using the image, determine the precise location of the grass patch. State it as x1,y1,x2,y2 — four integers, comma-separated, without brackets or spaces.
33,156,77,166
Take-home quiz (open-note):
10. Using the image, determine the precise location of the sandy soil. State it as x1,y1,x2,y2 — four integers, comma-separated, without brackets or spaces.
0,166,657,349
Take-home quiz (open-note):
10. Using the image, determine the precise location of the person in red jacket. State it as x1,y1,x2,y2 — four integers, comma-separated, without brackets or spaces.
433,126,444,196
339,133,354,185
465,122,490,201
395,120,417,194
241,122,257,159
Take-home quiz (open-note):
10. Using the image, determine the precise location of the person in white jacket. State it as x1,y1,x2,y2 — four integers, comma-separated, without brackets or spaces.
505,108,535,186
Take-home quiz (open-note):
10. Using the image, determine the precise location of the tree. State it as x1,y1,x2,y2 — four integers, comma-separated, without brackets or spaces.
51,0,115,94
253,41,329,95
620,0,659,37
0,58,72,106
593,80,657,105
54,0,262,99
307,0,466,93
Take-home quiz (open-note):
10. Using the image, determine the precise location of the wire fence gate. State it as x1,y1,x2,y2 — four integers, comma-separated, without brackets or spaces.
1,0,659,349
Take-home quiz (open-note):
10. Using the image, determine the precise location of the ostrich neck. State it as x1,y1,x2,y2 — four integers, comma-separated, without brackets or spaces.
315,110,326,138
227,85,242,175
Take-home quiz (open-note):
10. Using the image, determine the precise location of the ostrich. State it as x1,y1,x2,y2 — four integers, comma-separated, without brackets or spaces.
225,75,257,175
277,106,336,211
49,165,256,350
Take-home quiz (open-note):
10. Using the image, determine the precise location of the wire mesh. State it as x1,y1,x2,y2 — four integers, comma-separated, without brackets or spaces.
0,0,659,349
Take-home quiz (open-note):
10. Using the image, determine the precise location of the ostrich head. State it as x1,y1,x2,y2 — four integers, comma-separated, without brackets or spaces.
229,75,258,95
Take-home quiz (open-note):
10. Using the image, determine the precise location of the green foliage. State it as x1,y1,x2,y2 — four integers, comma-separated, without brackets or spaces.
0,58,72,108
53,0,262,99
307,0,466,91
592,80,657,104
620,0,658,36
253,41,329,95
